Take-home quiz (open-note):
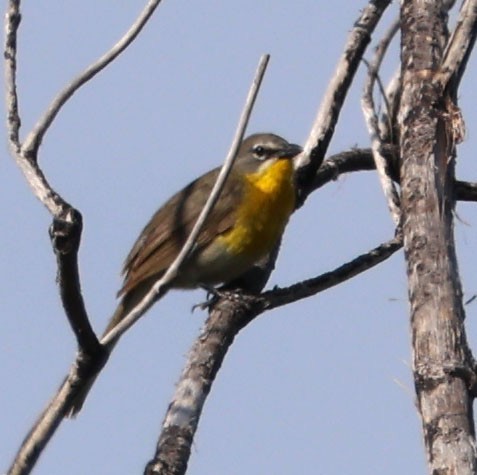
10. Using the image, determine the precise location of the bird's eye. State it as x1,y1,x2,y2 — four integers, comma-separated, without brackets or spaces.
253,145,267,159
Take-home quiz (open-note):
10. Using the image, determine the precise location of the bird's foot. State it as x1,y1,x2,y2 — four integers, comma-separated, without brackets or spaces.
191,285,245,312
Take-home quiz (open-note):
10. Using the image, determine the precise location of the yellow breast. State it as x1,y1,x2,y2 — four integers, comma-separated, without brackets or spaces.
218,158,295,260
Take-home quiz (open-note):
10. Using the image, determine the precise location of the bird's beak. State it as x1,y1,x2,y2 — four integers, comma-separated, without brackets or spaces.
277,143,302,159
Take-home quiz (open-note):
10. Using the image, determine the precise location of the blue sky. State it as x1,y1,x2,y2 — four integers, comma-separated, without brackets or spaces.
2,1,477,474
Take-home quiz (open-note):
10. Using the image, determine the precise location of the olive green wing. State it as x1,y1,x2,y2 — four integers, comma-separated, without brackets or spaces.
118,167,244,296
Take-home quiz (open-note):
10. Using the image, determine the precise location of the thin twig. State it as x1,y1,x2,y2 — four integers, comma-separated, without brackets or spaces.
295,0,392,206
101,54,271,346
4,1,67,216
439,0,477,89
361,18,401,224
4,0,21,150
22,0,164,158
310,146,396,189
379,67,401,143
262,234,403,310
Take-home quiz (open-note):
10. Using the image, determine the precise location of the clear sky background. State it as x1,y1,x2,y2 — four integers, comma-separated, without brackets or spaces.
2,2,477,474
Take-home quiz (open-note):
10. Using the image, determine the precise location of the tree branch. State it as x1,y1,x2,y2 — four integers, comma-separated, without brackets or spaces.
308,145,477,205
5,2,165,474
439,0,477,89
4,0,21,150
5,1,96,351
145,231,403,474
361,18,401,224
262,234,403,310
49,212,101,352
22,0,164,159
295,0,392,207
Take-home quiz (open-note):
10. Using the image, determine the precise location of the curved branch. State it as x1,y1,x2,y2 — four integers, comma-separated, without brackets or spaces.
49,212,100,352
22,0,164,158
5,3,96,354
5,2,165,474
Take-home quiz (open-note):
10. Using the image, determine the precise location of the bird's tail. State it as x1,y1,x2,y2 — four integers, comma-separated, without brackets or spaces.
65,278,159,417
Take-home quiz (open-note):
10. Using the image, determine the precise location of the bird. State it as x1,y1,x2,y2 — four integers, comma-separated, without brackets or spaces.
66,132,302,416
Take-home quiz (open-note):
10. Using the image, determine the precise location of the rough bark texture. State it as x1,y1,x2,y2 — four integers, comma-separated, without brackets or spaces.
399,1,477,473
144,295,258,475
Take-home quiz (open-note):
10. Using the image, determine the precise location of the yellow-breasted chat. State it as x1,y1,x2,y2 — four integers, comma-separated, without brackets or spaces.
67,132,301,416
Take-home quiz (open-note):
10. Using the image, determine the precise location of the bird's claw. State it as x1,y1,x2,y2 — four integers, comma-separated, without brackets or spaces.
191,286,244,312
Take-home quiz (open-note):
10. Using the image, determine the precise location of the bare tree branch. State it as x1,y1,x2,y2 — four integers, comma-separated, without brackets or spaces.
5,0,68,215
361,18,401,224
5,0,168,354
310,146,396,189
4,0,21,150
145,232,403,475
4,1,96,354
456,180,477,201
262,234,403,310
22,0,164,159
49,212,101,352
439,0,477,89
5,2,165,474
7,361,104,475
309,146,477,205
295,0,393,207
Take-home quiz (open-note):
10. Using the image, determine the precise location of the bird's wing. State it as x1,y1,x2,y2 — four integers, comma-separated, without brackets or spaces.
118,167,244,296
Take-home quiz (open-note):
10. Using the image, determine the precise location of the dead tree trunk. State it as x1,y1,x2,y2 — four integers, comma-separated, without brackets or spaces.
399,1,477,473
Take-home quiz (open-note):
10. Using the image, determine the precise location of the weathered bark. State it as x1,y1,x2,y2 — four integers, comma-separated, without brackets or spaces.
399,1,477,473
